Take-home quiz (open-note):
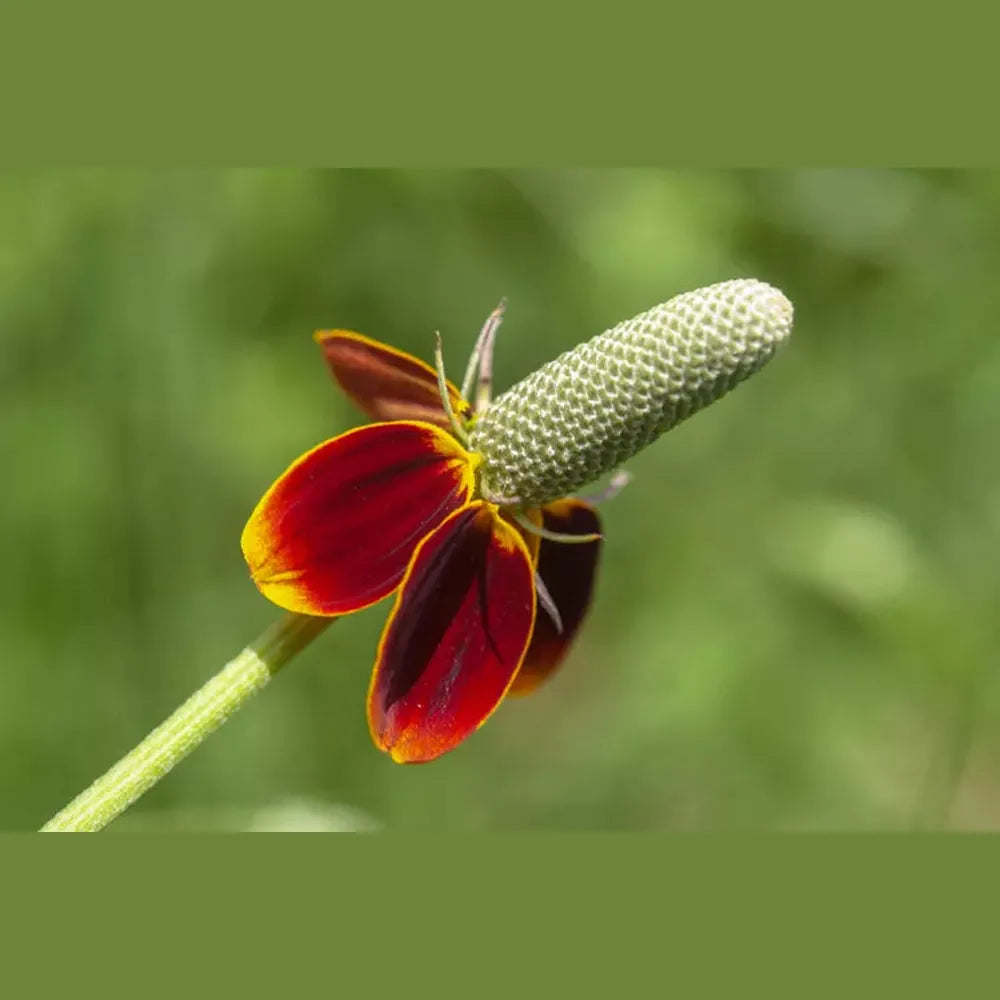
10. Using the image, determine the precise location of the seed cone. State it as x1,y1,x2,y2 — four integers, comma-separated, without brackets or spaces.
469,278,793,507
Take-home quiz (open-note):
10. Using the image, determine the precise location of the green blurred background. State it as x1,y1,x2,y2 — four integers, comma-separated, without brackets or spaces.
4,169,1000,832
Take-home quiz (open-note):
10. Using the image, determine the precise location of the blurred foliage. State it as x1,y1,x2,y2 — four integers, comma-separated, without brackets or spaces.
4,169,1000,832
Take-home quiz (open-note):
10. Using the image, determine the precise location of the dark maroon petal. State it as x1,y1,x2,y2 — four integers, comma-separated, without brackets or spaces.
511,500,602,695
368,501,536,762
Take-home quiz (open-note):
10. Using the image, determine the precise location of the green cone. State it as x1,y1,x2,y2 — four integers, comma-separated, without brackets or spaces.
470,278,793,507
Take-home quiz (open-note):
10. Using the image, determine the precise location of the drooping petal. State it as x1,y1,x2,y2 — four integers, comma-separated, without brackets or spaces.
315,330,469,428
510,500,602,696
369,501,536,763
507,506,542,567
241,421,475,616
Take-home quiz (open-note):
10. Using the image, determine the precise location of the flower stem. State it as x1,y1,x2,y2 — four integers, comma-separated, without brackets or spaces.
40,612,334,833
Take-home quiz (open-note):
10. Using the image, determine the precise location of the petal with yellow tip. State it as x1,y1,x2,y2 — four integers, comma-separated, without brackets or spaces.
369,501,536,763
241,421,475,616
316,330,469,428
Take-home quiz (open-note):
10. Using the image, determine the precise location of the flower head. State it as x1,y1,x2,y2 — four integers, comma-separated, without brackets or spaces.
241,279,793,762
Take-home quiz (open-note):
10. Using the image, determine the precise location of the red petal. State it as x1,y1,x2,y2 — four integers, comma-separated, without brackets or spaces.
241,421,475,616
315,330,469,429
510,500,602,696
368,501,536,763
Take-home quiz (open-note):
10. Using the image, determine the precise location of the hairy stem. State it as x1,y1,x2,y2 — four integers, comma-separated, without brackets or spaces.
40,612,334,833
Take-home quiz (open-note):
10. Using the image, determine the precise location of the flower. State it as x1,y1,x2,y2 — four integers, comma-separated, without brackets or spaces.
241,305,603,764
241,279,794,763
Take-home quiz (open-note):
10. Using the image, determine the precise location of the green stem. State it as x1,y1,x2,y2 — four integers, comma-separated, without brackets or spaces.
40,612,334,833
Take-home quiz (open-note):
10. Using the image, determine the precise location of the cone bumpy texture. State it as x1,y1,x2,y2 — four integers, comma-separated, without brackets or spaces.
470,278,793,507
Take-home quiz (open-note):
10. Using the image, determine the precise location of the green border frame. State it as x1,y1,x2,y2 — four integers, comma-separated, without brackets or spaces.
3,5,997,166
6,835,995,992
